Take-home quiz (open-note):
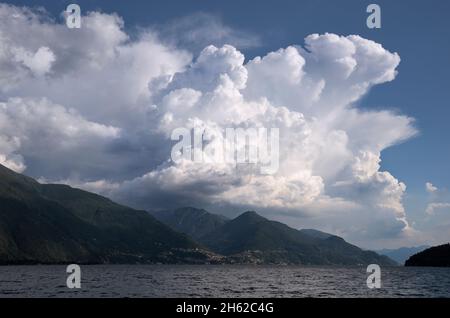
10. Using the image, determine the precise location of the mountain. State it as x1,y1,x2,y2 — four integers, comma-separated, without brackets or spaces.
299,229,333,240
405,243,450,267
0,163,397,266
150,207,229,240
376,246,429,265
201,211,396,265
0,164,215,264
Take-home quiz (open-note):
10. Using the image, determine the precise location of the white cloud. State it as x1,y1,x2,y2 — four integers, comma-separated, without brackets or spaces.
113,32,416,246
0,135,25,172
426,182,438,193
0,97,120,174
0,4,423,247
13,46,55,76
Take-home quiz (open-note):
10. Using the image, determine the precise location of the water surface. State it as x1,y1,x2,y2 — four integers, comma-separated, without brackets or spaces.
1,265,449,298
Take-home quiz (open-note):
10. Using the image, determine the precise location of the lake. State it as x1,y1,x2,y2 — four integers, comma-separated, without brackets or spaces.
1,265,449,298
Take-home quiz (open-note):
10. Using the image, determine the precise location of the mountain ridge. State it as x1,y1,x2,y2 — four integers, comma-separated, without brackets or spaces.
150,207,229,240
0,164,215,264
376,245,429,265
196,210,395,265
152,208,397,265
1,163,396,266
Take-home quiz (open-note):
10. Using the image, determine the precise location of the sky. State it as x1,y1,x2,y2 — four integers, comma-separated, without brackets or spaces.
0,0,449,249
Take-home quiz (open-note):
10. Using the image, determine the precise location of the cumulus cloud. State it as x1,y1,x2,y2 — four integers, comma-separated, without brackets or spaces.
0,4,421,247
115,34,416,247
13,46,55,76
0,3,190,180
0,97,120,175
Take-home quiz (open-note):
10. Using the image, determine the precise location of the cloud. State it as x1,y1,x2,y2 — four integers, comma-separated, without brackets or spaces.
115,33,416,247
13,46,55,76
0,4,421,247
417,181,450,244
424,181,450,218
0,3,191,180
0,97,120,175
157,12,261,53
426,202,450,215
426,182,438,193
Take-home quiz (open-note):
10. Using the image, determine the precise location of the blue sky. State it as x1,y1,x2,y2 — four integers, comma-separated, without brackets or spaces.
1,0,449,247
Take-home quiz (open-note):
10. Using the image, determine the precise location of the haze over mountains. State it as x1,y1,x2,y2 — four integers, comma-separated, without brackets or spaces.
0,163,395,265
376,246,430,265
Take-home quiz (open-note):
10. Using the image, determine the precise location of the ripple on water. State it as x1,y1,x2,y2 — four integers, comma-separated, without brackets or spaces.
0,265,449,297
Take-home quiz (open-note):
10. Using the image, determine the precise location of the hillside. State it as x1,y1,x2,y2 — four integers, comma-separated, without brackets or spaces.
201,211,396,265
0,164,213,264
405,244,450,267
150,207,228,240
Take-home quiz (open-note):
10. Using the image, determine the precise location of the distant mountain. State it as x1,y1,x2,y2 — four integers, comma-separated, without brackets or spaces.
201,211,396,265
150,207,229,240
376,246,429,265
405,244,450,267
0,164,215,264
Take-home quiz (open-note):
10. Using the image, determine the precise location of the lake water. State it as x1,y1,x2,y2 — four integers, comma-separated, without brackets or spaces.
1,265,449,298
